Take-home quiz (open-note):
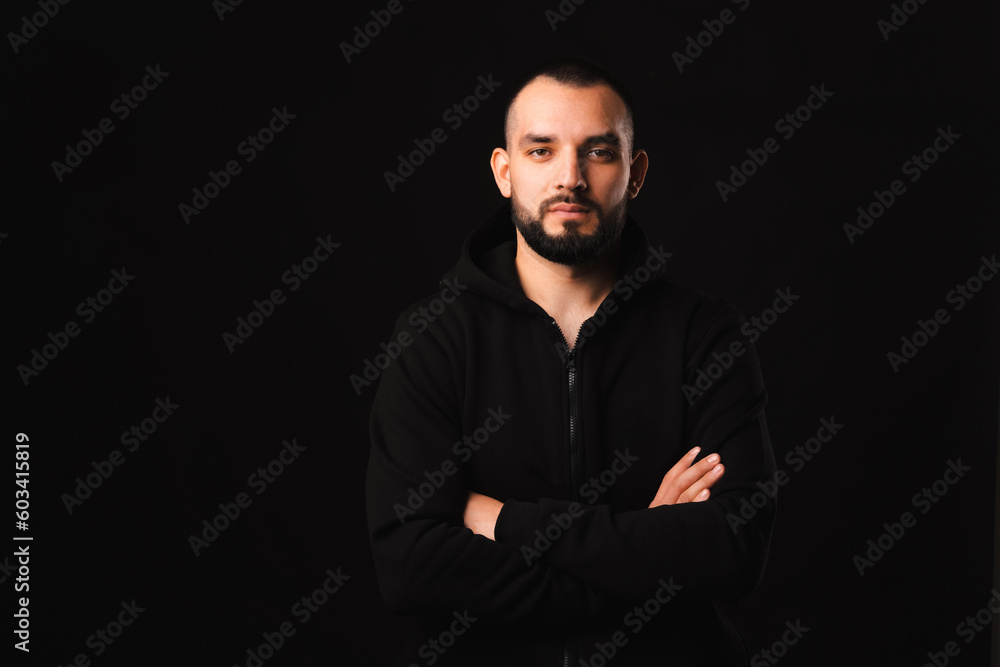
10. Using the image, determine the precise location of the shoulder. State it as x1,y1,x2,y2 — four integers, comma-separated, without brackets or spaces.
638,276,747,336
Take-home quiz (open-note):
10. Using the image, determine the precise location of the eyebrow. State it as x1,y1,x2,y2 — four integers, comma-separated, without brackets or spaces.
519,132,621,147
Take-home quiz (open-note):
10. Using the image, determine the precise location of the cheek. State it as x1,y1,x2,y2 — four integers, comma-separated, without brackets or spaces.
511,173,544,203
589,173,627,203
610,169,633,198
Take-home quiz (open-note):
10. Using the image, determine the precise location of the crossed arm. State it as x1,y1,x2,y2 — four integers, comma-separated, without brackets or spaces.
463,446,726,540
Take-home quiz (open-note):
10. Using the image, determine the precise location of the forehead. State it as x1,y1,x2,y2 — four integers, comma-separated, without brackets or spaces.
510,77,627,140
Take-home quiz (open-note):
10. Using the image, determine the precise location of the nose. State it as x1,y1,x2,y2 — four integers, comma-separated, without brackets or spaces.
554,151,586,191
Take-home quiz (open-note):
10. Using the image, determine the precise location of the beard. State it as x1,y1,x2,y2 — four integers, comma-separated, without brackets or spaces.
511,187,628,266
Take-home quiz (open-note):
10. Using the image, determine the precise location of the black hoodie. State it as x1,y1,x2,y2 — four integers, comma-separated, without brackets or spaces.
366,203,776,666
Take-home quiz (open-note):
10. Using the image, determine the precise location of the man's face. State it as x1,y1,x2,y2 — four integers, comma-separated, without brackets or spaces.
501,77,636,265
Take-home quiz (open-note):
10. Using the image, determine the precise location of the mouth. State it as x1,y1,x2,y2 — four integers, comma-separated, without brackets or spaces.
548,203,591,218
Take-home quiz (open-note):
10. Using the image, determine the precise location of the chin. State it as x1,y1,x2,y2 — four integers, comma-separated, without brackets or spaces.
544,215,595,235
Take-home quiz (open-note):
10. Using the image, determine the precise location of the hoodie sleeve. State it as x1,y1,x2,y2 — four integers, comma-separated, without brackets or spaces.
365,310,610,625
493,307,776,603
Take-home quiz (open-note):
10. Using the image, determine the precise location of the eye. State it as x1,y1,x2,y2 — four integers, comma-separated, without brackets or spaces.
589,148,615,158
528,148,550,156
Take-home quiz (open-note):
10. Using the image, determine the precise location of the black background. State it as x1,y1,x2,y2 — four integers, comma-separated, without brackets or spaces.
4,0,999,665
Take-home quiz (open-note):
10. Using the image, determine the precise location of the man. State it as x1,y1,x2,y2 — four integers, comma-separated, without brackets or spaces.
366,58,776,666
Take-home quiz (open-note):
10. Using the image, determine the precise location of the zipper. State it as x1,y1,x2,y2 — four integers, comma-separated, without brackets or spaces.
551,319,584,667
550,318,584,501
566,348,580,497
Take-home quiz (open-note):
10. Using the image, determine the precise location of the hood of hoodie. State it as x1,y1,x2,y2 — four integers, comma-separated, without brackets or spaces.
440,201,673,320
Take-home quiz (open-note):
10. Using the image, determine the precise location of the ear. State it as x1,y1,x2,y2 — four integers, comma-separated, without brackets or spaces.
627,149,649,198
491,147,512,198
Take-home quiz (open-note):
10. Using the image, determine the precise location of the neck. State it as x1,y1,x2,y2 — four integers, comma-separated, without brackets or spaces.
513,231,621,319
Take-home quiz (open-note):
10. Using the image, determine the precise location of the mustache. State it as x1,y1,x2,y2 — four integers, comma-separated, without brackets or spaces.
538,194,602,215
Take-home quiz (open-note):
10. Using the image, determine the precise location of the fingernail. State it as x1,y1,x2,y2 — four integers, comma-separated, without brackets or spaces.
713,464,723,474
696,489,709,500
690,446,701,456
707,453,719,464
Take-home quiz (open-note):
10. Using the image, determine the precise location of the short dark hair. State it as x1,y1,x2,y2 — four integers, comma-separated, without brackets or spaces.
503,57,635,152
